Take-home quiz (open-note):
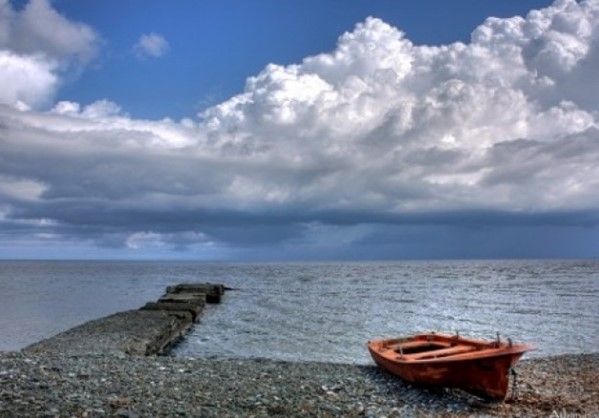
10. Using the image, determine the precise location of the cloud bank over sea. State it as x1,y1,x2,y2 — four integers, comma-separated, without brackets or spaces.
1,0,598,259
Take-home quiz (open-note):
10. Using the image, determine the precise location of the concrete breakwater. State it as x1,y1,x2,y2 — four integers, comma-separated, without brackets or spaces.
24,283,227,357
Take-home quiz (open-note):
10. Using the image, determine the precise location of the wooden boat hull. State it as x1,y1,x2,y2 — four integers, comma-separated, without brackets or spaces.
368,333,534,400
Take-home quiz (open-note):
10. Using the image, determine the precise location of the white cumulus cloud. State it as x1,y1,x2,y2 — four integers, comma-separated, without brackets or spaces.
0,0,99,109
133,33,169,59
0,50,58,108
8,0,98,66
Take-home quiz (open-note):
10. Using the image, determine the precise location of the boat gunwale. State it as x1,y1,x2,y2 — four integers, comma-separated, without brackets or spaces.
368,333,535,364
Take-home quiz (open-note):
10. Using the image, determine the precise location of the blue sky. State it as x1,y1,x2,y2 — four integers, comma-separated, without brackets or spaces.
1,0,598,260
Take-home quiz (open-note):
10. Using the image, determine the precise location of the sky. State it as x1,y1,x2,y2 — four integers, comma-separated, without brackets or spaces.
0,0,598,260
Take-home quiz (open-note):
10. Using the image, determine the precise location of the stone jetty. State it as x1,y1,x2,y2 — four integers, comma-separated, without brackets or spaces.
24,283,227,357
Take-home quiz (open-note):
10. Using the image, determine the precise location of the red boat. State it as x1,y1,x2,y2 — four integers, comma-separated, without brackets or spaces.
367,332,534,400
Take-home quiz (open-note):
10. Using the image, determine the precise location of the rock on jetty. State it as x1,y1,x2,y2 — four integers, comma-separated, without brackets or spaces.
24,283,227,357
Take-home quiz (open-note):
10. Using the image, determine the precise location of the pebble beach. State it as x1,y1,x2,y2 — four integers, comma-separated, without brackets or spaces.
1,351,597,417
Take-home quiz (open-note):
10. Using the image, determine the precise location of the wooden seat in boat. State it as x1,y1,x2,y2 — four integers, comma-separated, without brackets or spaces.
395,340,450,349
388,340,451,353
402,344,478,360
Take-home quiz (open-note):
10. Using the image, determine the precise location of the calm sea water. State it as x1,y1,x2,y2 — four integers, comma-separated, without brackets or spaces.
1,260,597,364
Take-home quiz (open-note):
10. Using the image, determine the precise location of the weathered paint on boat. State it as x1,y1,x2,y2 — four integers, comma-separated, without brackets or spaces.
367,332,534,400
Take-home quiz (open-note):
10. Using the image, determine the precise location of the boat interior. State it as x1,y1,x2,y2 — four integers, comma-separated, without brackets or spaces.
383,334,498,361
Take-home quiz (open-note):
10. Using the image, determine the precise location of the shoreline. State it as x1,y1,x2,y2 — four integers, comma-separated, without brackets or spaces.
3,282,597,417
1,351,597,417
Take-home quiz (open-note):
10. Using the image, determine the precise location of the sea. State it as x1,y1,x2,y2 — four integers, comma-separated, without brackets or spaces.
1,260,597,364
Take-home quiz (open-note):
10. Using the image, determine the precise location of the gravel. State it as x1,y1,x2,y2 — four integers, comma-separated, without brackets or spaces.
0,351,597,417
